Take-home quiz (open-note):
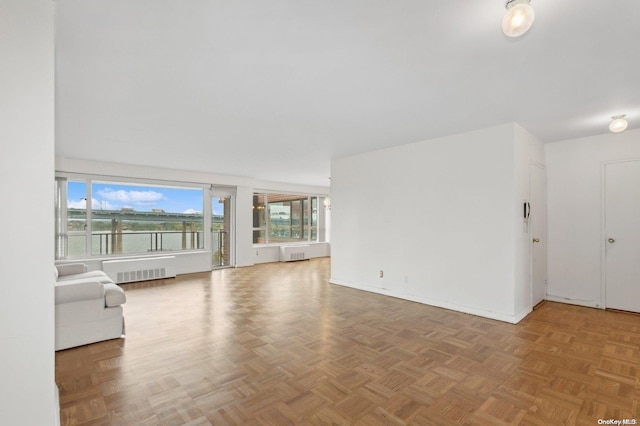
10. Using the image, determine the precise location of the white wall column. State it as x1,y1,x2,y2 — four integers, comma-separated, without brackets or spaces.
0,0,56,423
235,185,255,267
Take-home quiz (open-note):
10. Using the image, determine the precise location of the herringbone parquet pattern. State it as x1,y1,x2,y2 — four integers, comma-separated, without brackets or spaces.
55,258,640,425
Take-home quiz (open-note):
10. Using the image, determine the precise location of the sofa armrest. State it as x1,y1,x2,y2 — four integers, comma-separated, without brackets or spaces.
55,280,105,305
103,284,126,307
56,263,88,277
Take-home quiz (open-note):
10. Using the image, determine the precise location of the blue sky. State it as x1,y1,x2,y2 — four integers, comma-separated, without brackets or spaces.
67,181,224,215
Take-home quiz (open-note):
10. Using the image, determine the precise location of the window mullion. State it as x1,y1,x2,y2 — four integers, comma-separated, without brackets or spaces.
265,193,269,244
307,198,311,241
55,177,68,259
85,180,92,256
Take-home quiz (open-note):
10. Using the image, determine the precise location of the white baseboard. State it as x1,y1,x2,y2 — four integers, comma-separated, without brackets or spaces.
54,383,60,426
514,307,533,323
546,295,602,309
329,278,523,324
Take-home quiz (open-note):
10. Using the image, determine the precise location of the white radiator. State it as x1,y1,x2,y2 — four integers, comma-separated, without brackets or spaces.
279,245,310,262
102,256,176,283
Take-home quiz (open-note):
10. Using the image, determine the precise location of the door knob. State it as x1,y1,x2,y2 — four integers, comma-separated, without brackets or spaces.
608,238,615,243
532,238,540,243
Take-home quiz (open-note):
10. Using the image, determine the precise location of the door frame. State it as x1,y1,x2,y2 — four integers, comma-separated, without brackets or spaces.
600,158,640,309
529,161,547,310
210,185,236,269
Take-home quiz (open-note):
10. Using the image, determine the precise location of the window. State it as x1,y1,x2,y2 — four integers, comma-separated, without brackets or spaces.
56,177,205,259
253,193,320,244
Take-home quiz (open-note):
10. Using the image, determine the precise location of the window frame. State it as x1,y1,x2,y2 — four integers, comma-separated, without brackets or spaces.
56,172,210,260
252,191,320,245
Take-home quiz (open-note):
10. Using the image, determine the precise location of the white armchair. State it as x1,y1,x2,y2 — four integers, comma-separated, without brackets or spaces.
55,263,126,350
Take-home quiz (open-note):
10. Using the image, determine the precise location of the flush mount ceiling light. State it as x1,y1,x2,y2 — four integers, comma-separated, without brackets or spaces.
609,115,628,133
502,0,535,38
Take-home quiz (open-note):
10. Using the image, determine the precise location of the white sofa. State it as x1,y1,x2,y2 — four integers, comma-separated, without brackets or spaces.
55,263,126,351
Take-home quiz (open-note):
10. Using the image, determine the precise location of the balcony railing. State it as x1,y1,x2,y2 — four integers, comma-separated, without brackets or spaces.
63,230,230,265
64,230,203,256
212,230,229,267
94,231,204,254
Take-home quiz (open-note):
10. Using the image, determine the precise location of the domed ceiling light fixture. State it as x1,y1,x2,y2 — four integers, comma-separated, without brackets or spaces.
502,0,535,37
609,115,628,133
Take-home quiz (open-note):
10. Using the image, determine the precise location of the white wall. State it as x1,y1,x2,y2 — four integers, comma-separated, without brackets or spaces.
545,128,640,308
331,124,531,323
235,185,256,267
0,0,56,423
55,158,330,271
513,125,545,318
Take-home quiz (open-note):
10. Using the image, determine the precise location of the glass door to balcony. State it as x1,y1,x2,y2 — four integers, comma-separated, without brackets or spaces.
211,188,234,268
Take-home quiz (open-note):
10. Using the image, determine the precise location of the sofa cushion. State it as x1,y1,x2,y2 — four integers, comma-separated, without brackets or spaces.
56,271,113,284
103,283,126,307
56,263,88,277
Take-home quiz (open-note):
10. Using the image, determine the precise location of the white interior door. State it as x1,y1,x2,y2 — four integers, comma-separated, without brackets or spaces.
530,164,547,308
605,161,640,313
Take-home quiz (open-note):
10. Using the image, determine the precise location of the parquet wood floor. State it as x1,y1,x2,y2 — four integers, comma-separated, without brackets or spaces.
55,258,640,425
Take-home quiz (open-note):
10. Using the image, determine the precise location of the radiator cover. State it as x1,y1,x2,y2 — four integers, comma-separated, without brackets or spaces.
102,256,177,283
279,245,310,262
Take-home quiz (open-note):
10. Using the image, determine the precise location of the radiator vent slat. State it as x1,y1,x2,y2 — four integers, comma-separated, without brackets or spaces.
103,257,176,284
115,268,164,284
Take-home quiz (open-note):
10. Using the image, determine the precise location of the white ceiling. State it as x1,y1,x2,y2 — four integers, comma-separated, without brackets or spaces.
55,0,640,187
